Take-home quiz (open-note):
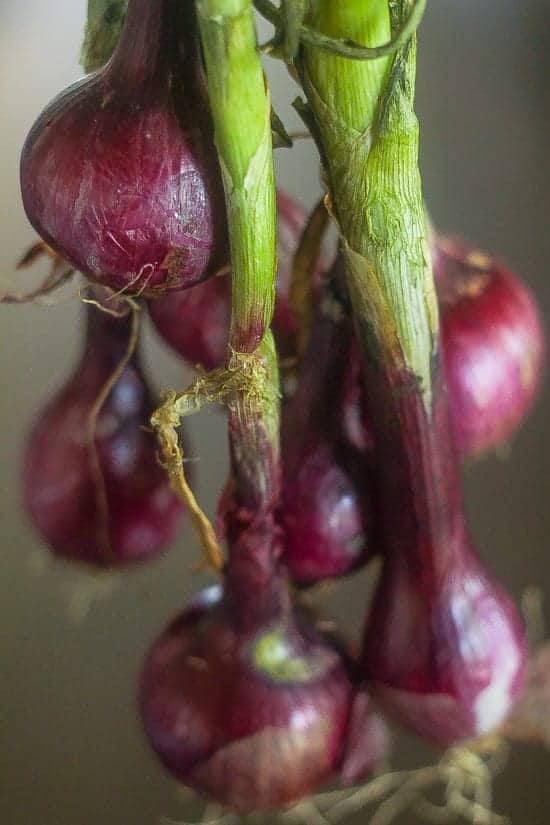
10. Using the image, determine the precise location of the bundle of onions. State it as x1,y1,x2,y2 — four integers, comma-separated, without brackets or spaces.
11,0,545,819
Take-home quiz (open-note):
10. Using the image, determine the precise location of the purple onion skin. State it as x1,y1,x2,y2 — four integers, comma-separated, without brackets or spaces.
361,374,527,746
147,191,305,370
280,439,371,586
279,290,373,586
282,236,544,588
22,308,185,567
435,239,545,458
139,582,356,812
363,541,527,746
346,239,545,460
20,0,226,297
147,270,231,371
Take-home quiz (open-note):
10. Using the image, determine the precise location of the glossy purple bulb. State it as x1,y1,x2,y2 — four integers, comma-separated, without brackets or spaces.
22,306,185,567
139,583,356,811
362,541,527,745
280,287,373,585
281,439,371,586
344,238,545,460
435,238,545,457
20,0,226,297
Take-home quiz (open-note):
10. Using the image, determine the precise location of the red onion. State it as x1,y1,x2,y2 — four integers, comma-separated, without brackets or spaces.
363,543,527,745
435,238,545,457
361,381,527,746
345,239,545,460
147,269,231,372
139,558,358,811
281,440,370,585
279,294,373,585
147,191,306,370
280,236,544,587
22,305,185,567
20,0,226,297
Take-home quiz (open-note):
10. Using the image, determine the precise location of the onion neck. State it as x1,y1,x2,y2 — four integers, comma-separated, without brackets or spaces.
283,286,353,450
368,366,466,580
223,517,291,633
106,0,178,90
81,0,126,73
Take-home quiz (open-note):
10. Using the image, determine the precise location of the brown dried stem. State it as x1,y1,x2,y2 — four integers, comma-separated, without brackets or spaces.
151,349,277,572
1,241,74,304
85,298,140,563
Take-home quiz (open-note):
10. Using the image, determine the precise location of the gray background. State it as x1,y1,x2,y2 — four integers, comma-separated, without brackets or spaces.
1,1,549,823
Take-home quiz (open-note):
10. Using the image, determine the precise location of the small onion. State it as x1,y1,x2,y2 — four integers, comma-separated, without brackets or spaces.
22,304,185,566
361,383,527,746
20,0,226,296
280,292,373,585
139,575,359,812
345,239,545,460
147,190,307,370
362,538,527,745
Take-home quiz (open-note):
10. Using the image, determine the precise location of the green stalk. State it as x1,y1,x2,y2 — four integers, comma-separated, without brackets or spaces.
301,0,438,409
197,0,279,515
198,0,276,355
301,0,465,573
81,0,126,72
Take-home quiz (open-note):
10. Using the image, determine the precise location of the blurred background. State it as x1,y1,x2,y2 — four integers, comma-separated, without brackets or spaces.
1,1,549,822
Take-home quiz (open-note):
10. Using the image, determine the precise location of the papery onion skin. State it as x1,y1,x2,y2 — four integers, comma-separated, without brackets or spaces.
20,0,226,297
139,580,357,812
280,439,371,586
147,270,231,371
435,238,545,458
363,541,527,746
345,239,545,460
147,191,307,370
22,307,185,567
339,691,390,787
280,281,373,585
